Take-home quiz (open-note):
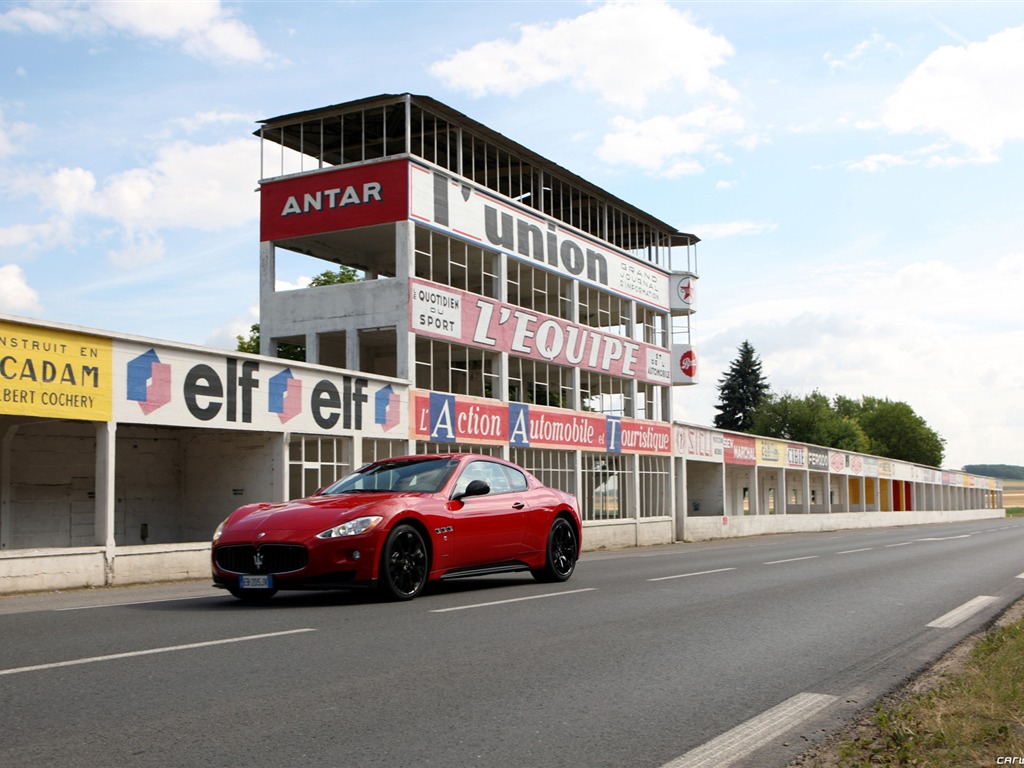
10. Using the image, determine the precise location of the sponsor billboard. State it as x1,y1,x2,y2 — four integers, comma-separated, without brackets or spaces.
259,158,410,241
410,278,673,386
757,438,785,467
670,272,696,314
409,163,671,311
724,435,756,465
114,342,406,437
411,390,670,455
671,344,698,385
675,425,724,462
0,321,112,421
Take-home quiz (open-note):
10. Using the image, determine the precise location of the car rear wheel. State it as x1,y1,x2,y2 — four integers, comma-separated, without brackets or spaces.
379,524,429,600
533,517,577,583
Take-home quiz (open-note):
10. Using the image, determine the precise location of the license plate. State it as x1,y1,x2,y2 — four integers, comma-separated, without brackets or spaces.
240,574,273,590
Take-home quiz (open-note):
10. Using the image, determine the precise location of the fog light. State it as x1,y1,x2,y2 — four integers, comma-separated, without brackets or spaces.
351,550,361,561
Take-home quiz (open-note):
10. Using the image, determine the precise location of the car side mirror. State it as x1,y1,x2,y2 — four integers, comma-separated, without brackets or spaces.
453,479,490,501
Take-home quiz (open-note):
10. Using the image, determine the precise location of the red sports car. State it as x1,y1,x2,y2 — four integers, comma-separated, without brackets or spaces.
212,453,582,601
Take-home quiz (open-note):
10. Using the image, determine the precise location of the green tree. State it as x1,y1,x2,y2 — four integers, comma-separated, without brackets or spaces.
714,340,770,432
235,268,359,360
838,396,945,466
753,392,944,465
751,390,869,453
308,266,359,287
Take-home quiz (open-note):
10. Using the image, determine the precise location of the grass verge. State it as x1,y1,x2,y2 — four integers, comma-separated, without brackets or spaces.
815,607,1024,767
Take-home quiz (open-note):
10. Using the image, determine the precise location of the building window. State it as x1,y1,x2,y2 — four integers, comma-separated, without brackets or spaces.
581,453,631,521
414,226,498,297
507,260,573,320
579,370,632,417
507,356,573,409
639,455,671,518
511,448,576,498
578,283,631,336
288,435,353,499
415,338,498,399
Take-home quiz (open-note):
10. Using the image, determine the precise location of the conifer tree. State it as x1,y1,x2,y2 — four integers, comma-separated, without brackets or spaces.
714,340,770,432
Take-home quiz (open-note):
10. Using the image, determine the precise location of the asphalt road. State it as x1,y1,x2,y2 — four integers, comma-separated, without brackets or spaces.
2,518,1023,768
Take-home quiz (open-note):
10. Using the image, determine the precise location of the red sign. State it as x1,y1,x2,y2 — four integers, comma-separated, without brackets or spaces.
260,159,409,241
724,435,756,465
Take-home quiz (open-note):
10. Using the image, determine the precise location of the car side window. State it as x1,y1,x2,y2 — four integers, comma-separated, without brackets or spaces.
453,461,512,497
504,466,528,492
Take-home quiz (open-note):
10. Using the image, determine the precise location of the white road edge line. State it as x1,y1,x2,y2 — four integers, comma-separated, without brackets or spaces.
56,596,214,611
764,556,819,565
836,548,873,555
0,629,316,677
430,588,596,613
927,596,999,629
1017,573,1024,580
649,568,737,582
659,692,838,768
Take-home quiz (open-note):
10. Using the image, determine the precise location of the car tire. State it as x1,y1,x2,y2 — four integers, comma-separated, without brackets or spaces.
379,524,429,601
533,517,578,583
227,588,278,603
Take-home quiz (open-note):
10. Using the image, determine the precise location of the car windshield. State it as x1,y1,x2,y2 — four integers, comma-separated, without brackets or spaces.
321,458,459,495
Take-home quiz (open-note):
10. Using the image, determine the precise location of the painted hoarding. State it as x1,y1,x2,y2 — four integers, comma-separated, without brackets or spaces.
0,321,112,421
411,390,670,455
410,278,673,386
409,163,672,311
259,158,410,241
675,425,724,462
113,342,406,438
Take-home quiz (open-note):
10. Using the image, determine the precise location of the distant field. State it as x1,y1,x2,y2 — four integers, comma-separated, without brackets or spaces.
1002,479,1024,508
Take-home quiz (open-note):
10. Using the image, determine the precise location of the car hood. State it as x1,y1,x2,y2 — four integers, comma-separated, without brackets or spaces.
226,492,407,533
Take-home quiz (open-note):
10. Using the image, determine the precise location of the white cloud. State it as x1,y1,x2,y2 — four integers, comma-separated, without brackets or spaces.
597,107,747,175
431,0,735,110
4,137,258,267
0,264,42,313
0,108,32,158
824,31,902,72
880,25,1024,156
0,0,269,63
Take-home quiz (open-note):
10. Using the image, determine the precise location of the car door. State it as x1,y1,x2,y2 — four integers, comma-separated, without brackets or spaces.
450,460,527,568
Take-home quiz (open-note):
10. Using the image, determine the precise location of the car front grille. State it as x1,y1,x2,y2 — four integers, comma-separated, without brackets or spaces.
215,544,309,575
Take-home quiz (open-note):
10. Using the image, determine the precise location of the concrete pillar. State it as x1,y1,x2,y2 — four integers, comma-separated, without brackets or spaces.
96,421,117,551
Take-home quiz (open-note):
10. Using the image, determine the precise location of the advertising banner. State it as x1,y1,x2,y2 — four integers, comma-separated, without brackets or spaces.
785,444,807,469
757,438,785,467
675,425,724,462
0,321,112,421
808,447,830,472
671,344,698,385
670,272,696,314
409,163,671,311
410,278,673,386
113,342,406,437
724,434,756,465
259,158,409,241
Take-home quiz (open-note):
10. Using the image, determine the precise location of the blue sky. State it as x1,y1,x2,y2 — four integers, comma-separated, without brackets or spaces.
1,1,1022,471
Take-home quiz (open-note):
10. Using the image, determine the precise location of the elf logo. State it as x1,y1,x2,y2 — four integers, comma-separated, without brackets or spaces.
269,369,302,423
126,349,171,415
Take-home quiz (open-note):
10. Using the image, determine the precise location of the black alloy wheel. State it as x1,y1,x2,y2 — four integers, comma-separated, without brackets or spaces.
380,524,429,600
533,517,578,583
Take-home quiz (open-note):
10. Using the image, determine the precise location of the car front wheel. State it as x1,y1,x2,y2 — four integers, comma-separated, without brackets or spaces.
379,524,429,600
533,517,578,583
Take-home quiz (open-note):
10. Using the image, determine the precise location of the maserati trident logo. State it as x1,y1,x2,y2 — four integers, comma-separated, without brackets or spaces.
253,551,264,570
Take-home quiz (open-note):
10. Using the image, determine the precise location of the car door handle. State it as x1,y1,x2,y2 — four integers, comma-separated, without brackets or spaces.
512,502,525,509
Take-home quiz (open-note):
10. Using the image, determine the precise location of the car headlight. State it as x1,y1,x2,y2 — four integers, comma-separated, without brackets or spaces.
316,516,384,539
212,519,227,543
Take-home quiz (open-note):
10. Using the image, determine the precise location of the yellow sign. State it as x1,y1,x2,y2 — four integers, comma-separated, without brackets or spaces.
0,322,113,421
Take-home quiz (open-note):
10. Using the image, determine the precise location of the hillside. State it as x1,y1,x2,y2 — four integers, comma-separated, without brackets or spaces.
962,464,1024,480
